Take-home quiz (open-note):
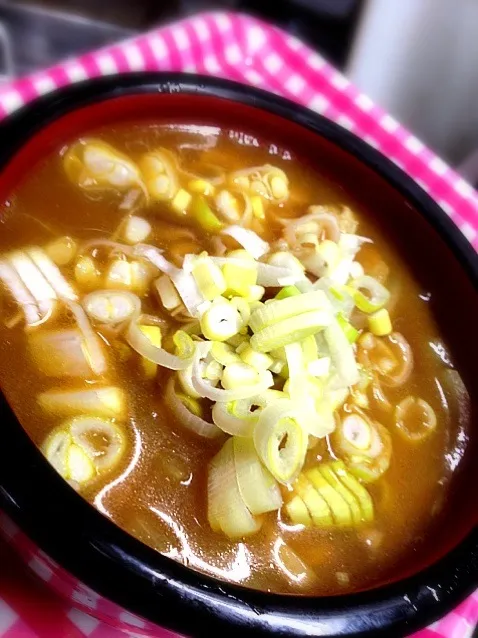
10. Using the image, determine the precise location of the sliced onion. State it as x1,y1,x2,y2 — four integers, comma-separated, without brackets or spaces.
221,226,269,259
381,333,414,387
65,300,107,376
254,399,306,484
134,245,205,317
0,260,42,325
208,438,262,539
69,416,126,471
126,319,192,370
233,436,282,515
394,396,437,442
284,210,341,245
371,373,393,413
26,247,77,301
9,250,56,317
191,342,274,401
165,377,222,439
133,244,178,276
29,328,98,378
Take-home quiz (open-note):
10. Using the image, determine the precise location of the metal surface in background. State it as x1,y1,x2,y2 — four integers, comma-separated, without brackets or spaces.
0,1,133,81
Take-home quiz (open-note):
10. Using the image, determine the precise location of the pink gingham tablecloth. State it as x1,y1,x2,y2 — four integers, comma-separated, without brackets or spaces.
0,10,476,638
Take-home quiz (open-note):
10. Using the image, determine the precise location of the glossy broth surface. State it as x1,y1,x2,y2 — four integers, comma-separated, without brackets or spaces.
0,123,469,595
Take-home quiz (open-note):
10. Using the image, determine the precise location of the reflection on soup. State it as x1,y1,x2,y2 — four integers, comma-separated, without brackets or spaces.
0,123,470,595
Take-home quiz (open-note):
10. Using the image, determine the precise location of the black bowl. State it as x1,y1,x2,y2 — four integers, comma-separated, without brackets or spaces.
0,73,476,638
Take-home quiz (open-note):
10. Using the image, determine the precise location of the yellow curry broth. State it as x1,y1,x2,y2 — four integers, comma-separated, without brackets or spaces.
0,123,461,595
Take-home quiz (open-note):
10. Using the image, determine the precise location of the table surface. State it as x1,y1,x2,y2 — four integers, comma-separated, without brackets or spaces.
0,10,477,638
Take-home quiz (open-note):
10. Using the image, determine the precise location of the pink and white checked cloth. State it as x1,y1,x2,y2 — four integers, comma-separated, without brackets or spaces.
0,10,476,638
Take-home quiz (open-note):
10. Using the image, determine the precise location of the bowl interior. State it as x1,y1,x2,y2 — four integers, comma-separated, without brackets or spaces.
0,88,476,591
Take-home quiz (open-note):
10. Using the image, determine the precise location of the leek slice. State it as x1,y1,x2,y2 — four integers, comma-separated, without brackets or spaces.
28,329,101,378
42,429,71,478
233,437,282,515
249,290,329,333
212,390,285,436
285,495,312,526
200,300,241,342
284,462,374,527
333,415,392,483
275,285,301,300
83,290,140,325
221,226,269,259
191,195,223,232
348,276,390,314
239,345,273,371
222,261,258,297
394,396,437,442
251,310,331,353
208,438,262,539
319,464,361,524
38,387,125,419
166,377,223,439
126,319,192,370
67,444,95,483
331,461,374,522
293,474,333,526
123,216,151,244
210,342,241,366
191,255,227,300
323,317,359,387
254,400,306,483
367,308,392,337
139,325,162,378
69,417,126,471
192,342,274,401
306,467,352,526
